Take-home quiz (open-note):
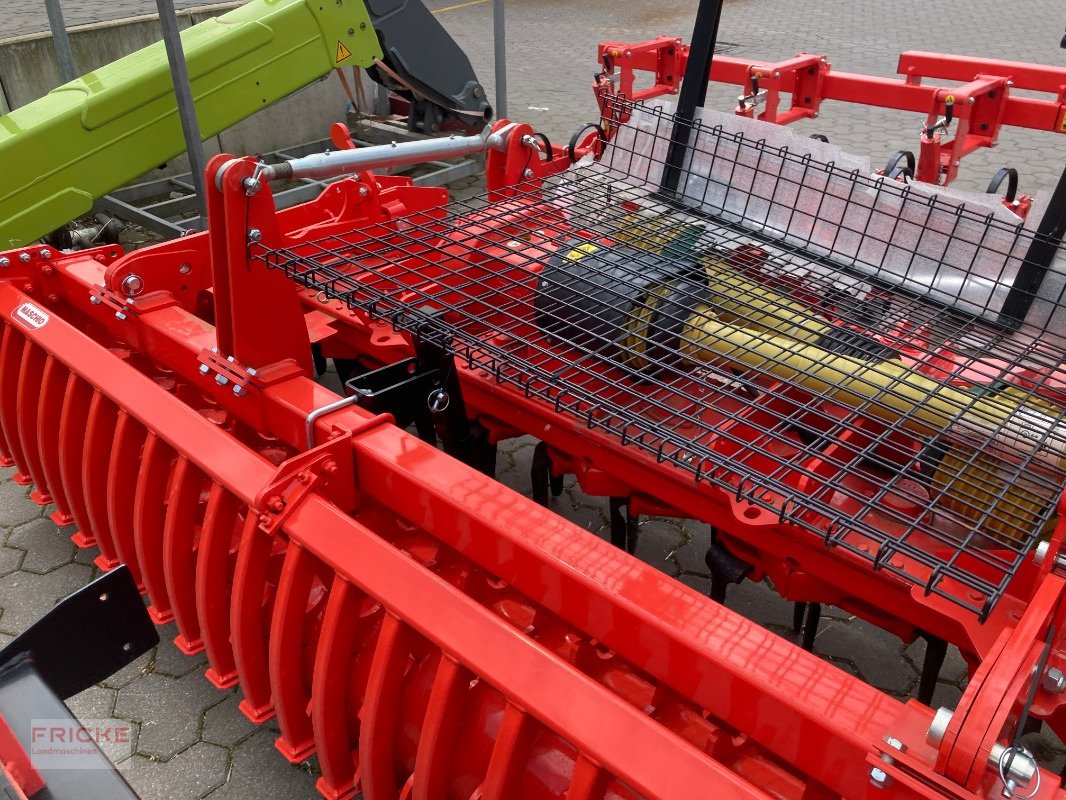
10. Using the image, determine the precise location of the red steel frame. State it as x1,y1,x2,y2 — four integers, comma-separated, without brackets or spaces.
0,120,1065,798
593,37,1066,191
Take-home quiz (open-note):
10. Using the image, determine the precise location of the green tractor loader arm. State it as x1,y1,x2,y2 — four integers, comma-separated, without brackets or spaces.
0,0,382,248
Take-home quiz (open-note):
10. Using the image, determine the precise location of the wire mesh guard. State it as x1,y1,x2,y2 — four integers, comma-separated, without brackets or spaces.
254,99,1066,619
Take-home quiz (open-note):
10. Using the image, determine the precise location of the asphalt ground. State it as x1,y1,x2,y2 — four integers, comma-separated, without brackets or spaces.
1,0,1066,797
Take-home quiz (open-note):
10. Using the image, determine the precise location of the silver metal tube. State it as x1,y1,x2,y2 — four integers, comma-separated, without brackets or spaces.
44,0,78,84
305,395,360,449
265,131,494,182
493,0,508,119
155,0,208,227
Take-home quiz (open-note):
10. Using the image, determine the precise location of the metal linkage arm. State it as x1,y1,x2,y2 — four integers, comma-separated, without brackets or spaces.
257,127,500,183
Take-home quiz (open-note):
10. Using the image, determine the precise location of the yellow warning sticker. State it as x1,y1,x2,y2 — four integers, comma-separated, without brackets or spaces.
336,40,352,63
564,242,600,262
1060,113,1066,132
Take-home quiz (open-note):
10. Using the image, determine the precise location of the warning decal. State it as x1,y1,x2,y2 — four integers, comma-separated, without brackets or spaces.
336,40,352,63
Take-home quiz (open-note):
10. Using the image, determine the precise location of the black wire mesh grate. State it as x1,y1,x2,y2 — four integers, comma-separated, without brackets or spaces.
254,98,1066,619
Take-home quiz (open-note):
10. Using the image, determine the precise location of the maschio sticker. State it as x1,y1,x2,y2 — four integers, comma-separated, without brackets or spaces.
15,302,49,330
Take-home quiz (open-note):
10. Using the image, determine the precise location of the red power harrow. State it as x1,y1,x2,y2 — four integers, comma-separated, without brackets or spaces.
1,91,1066,798
4,0,1066,785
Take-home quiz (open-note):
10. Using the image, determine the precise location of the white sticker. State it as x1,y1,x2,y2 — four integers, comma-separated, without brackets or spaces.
15,302,49,330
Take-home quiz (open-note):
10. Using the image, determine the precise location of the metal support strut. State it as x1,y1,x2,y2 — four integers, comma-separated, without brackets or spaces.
155,0,208,226
659,0,727,194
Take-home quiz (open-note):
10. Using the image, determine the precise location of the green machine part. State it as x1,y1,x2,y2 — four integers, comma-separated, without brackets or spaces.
0,0,382,248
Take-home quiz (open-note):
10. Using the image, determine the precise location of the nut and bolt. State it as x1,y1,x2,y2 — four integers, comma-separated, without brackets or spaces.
178,263,192,275
89,295,102,305
869,767,890,789
247,229,262,243
198,364,211,375
267,496,285,513
523,168,534,179
19,253,31,263
215,373,229,386
322,460,339,476
0,257,9,268
232,384,247,397
115,310,127,321
870,736,906,789
41,265,54,277
39,249,51,260
358,186,369,197
1042,666,1066,693
121,274,145,297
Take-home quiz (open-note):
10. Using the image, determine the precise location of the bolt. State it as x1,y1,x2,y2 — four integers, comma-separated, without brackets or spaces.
322,460,339,476
246,367,258,376
297,470,312,484
473,86,484,99
22,283,33,294
89,295,102,305
178,263,192,274
968,96,975,104
1042,666,1066,693
258,514,271,526
773,70,780,78
121,274,144,297
115,311,126,321
523,168,534,179
1006,80,1014,87
0,257,9,268
359,21,366,29
40,265,54,277
19,253,31,263
39,249,51,260
267,496,285,513
247,229,262,243
47,294,60,304
358,186,369,197
215,373,229,386
233,384,247,397
870,767,891,789
198,364,210,375
227,355,235,362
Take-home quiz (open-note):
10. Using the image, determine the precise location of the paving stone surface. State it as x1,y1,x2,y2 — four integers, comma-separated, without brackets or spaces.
1,0,1065,797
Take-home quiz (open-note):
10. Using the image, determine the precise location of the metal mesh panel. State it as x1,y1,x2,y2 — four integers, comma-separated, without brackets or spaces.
254,98,1066,619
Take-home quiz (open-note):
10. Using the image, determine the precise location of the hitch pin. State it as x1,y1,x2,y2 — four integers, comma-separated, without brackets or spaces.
925,96,955,138
738,72,767,111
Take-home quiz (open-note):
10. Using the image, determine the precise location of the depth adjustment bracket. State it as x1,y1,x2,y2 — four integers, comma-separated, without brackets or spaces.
255,434,357,533
346,319,495,474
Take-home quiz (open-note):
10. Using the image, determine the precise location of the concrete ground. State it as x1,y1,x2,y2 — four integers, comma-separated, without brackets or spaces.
2,0,1066,797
